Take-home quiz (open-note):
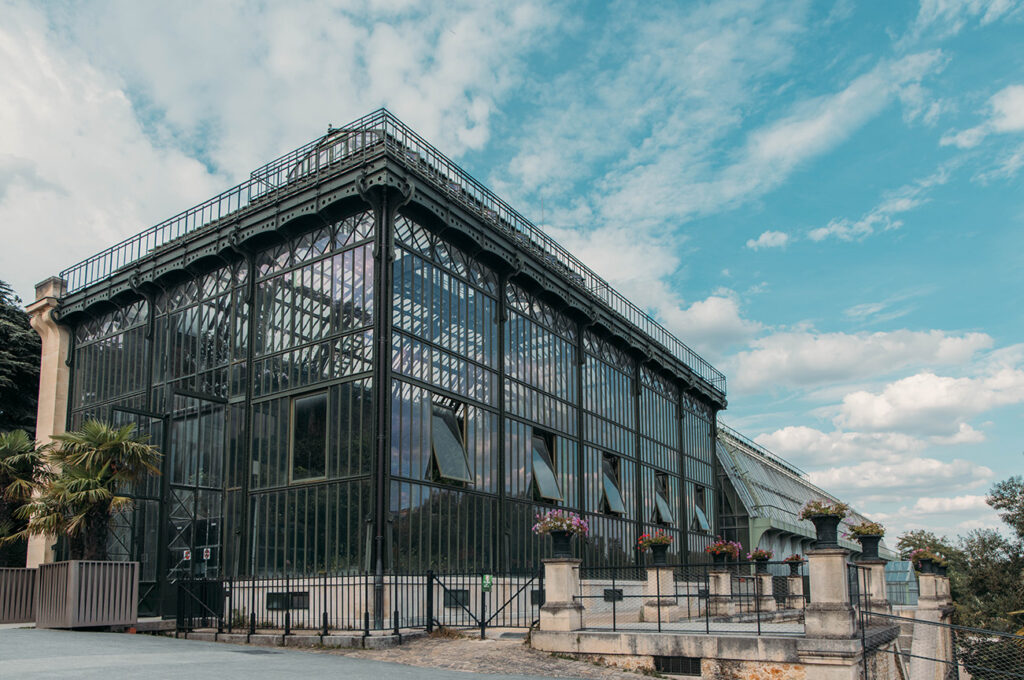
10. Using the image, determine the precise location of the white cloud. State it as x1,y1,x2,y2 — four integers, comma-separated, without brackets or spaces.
729,328,992,393
975,142,1024,182
905,0,1022,42
808,164,954,242
870,494,1002,537
836,367,1024,436
941,83,1024,148
807,457,992,493
755,426,927,465
746,230,790,250
0,1,556,300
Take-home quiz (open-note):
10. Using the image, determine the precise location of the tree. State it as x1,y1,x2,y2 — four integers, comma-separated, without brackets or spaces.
0,430,43,566
987,475,1024,541
4,420,161,561
896,529,961,563
0,281,40,435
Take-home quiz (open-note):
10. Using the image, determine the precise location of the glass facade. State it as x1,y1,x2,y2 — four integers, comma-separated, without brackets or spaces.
64,195,721,599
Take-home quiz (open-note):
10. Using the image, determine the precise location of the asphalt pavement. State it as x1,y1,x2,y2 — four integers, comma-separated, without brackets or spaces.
0,628,580,680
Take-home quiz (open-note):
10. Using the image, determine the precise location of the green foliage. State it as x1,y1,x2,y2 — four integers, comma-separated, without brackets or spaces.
0,281,40,435
0,430,43,566
895,529,960,562
987,475,1024,541
2,420,161,561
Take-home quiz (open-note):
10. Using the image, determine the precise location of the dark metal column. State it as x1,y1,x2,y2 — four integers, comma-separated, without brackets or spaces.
496,272,508,570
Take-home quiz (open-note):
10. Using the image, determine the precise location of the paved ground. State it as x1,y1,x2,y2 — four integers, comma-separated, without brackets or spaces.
0,628,651,680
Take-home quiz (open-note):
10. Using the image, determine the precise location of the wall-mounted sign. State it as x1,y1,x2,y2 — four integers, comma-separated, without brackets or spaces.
481,574,493,593
183,549,191,561
203,548,211,560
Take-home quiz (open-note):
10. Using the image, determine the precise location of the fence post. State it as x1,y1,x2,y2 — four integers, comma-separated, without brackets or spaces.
426,571,434,633
322,572,329,636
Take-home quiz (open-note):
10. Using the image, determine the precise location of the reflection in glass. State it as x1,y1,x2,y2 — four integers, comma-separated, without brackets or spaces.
692,485,711,532
292,392,327,480
531,431,562,502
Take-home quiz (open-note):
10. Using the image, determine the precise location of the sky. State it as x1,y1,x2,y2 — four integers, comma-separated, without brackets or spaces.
1,0,1022,541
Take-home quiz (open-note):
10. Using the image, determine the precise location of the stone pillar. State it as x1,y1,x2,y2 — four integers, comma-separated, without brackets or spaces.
708,569,735,617
755,572,777,613
910,573,950,680
787,575,805,610
640,566,678,623
539,559,584,632
24,277,70,569
859,559,891,615
804,548,857,639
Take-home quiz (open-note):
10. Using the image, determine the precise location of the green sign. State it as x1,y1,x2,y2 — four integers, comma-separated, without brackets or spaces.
481,574,493,592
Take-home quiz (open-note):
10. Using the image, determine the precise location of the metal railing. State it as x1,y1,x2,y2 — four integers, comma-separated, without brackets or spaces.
58,109,726,393
574,561,806,636
174,568,543,639
862,610,1024,679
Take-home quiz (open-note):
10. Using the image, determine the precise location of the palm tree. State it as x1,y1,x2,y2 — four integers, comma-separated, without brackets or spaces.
0,430,43,565
4,420,161,561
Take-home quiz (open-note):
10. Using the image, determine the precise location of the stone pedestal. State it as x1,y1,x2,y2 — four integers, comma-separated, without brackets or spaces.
539,558,584,632
708,569,735,617
755,573,777,613
24,277,70,569
640,566,678,623
858,559,891,615
804,548,857,639
910,573,953,680
786,575,805,610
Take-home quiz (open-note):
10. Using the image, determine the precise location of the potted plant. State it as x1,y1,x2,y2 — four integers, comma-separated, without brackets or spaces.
909,548,940,574
849,520,885,560
782,554,804,577
705,537,742,569
638,530,673,566
798,499,850,548
748,548,774,573
533,509,589,558
2,420,161,628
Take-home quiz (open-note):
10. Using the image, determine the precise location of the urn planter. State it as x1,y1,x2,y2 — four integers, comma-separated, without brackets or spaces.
936,564,948,577
808,514,842,548
710,552,729,570
917,557,937,575
856,534,883,561
36,560,139,629
650,544,669,566
754,558,769,574
787,561,802,577
550,530,573,559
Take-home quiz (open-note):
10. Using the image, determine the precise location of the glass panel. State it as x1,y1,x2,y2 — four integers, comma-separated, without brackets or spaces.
531,433,562,502
655,486,674,525
292,392,327,480
430,407,472,483
601,456,626,515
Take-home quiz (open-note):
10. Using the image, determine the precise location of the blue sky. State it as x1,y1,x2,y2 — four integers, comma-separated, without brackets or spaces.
1,0,1022,539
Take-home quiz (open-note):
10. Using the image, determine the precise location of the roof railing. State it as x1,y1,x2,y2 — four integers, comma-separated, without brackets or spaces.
58,109,726,393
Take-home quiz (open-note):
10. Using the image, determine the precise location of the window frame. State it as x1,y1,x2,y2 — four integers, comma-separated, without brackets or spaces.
691,484,711,533
289,390,329,483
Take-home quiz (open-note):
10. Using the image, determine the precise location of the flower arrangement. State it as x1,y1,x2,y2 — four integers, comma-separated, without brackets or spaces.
798,499,850,520
532,509,589,536
747,548,774,561
849,520,885,537
705,537,742,559
637,530,674,551
782,554,804,564
909,547,945,566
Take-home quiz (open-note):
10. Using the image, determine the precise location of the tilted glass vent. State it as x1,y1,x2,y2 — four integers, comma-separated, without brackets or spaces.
531,431,562,502
430,401,472,484
601,454,626,515
654,473,674,525
692,485,711,533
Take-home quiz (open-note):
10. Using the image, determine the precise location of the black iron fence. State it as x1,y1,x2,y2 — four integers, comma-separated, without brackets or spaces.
574,561,807,636
175,569,543,638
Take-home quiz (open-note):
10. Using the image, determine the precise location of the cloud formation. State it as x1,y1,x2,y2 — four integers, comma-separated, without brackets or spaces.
941,83,1024,148
746,230,790,250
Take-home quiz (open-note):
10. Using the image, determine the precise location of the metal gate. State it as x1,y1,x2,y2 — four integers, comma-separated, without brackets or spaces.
428,569,544,638
862,610,1024,679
